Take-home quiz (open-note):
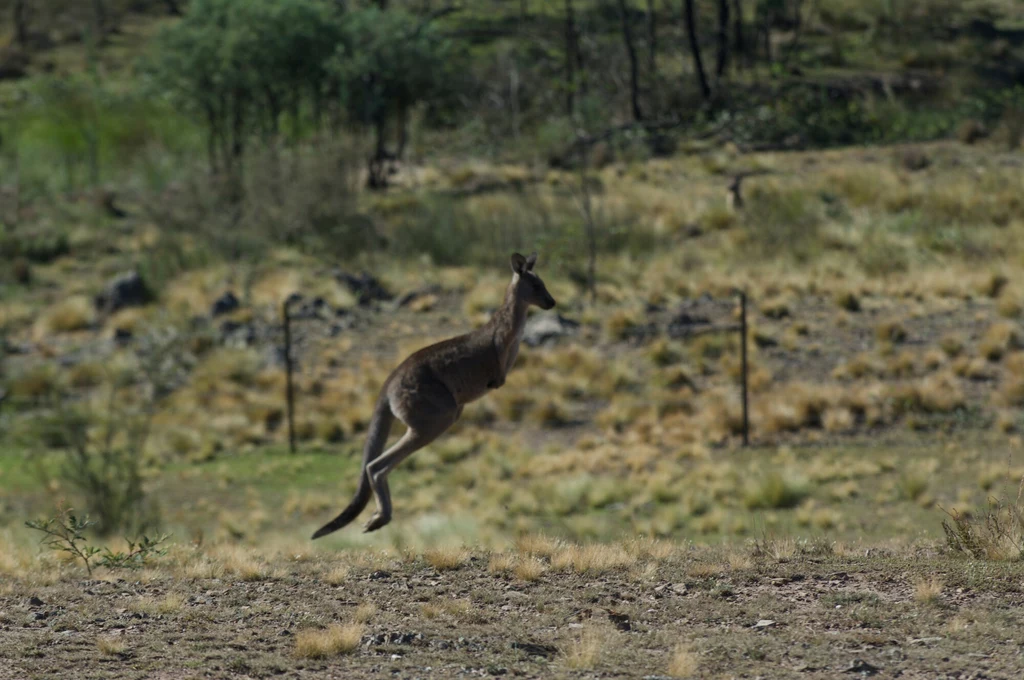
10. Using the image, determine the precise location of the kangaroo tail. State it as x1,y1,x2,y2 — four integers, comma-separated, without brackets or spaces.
311,397,394,540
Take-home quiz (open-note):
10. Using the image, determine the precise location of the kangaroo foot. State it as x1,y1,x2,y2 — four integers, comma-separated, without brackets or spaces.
363,513,391,533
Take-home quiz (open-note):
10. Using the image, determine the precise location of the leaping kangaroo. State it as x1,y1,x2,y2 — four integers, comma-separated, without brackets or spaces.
312,252,556,538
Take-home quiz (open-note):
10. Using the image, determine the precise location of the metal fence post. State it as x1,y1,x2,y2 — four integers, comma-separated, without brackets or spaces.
283,300,296,455
740,290,750,446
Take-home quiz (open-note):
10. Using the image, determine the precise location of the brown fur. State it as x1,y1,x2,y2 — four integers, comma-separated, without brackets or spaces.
312,252,555,538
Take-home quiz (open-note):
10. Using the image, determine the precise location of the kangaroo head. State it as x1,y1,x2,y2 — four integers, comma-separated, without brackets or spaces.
510,252,556,310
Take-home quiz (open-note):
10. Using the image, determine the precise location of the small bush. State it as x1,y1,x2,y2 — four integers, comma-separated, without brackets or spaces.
835,290,861,312
876,319,908,344
0,227,70,264
980,322,1024,362
739,187,822,262
943,493,1024,562
743,472,809,510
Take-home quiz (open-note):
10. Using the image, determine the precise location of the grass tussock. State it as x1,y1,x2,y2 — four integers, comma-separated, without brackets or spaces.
36,296,95,335
560,626,605,670
96,635,127,656
551,543,636,574
667,644,700,678
743,472,810,510
423,546,470,571
324,564,351,585
914,576,944,604
980,322,1024,362
294,623,364,658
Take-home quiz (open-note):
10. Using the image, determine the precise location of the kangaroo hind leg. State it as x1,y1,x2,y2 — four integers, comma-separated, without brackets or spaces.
363,404,459,533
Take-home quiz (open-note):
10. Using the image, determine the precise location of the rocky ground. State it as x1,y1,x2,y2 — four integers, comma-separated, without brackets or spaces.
1,542,1022,679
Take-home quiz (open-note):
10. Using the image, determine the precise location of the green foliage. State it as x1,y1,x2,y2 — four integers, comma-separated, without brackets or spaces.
739,187,822,262
147,1,462,172
26,503,170,575
743,472,810,510
147,0,345,170
0,225,69,264
333,8,459,130
25,505,101,575
27,329,189,535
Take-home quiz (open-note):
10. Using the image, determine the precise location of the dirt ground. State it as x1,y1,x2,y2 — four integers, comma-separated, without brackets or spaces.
2,544,1023,679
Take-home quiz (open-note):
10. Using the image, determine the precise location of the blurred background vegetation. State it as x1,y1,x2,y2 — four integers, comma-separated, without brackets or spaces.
1,0,1024,554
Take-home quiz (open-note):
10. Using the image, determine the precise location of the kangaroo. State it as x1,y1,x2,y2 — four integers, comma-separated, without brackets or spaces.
312,252,557,538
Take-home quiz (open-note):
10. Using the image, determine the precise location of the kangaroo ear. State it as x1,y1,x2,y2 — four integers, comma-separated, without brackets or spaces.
510,252,527,274
525,252,538,271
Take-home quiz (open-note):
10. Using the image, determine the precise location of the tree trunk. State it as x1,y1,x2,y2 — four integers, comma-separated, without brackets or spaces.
13,0,27,48
645,0,657,77
616,0,643,121
164,0,182,16
716,0,730,77
564,0,577,116
683,0,711,100
396,103,409,159
732,0,746,68
93,0,106,42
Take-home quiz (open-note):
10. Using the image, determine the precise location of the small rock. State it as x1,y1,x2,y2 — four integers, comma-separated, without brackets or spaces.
334,270,392,306
511,641,557,659
753,619,777,629
94,270,152,314
369,570,391,580
211,291,240,317
670,583,689,595
523,312,580,347
28,597,44,607
844,658,881,675
607,610,631,631
113,327,133,345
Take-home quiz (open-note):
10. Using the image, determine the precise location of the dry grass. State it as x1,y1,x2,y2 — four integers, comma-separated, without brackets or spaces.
132,593,185,616
211,545,270,581
293,623,364,659
421,598,481,622
35,296,95,335
353,602,377,623
424,546,470,571
513,556,547,581
488,552,517,575
96,635,127,656
913,576,944,604
667,644,700,678
515,534,563,558
980,322,1024,362
550,544,637,574
560,626,605,670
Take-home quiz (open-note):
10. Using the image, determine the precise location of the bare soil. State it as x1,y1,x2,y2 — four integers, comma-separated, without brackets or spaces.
2,546,1023,679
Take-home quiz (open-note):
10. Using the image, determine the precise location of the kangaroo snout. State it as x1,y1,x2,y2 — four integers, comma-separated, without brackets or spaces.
542,296,556,310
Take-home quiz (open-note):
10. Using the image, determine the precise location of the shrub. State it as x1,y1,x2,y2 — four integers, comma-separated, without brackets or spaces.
743,472,809,510
739,187,822,262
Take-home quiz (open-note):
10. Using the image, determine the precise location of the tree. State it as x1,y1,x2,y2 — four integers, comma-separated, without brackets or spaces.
148,0,344,175
733,0,746,68
13,0,28,48
716,0,730,77
616,0,643,121
333,8,459,188
683,0,711,100
645,0,657,78
564,0,579,116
